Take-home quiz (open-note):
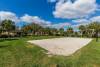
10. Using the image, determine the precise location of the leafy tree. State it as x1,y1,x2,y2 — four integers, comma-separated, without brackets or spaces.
1,20,16,37
22,23,43,36
87,22,100,41
1,20,15,31
22,24,33,35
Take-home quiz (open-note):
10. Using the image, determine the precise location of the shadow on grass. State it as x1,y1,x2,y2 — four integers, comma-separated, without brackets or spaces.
0,38,19,42
0,45,10,48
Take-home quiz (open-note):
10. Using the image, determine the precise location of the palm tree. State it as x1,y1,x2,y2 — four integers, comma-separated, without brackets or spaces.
59,28,64,36
0,26,2,37
51,28,58,36
67,27,74,37
79,25,86,37
42,27,51,35
31,23,43,35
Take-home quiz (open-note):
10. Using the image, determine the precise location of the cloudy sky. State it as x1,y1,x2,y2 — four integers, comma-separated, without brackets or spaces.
0,0,100,29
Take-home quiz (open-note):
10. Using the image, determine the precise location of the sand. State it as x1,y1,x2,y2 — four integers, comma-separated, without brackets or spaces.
28,37,92,56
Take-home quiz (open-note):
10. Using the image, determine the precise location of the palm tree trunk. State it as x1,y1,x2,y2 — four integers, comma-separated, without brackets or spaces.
95,31,98,42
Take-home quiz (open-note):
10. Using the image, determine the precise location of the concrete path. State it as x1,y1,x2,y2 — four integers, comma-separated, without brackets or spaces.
28,37,92,56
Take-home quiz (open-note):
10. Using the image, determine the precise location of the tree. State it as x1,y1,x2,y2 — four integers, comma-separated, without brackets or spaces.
22,24,33,35
1,20,15,31
79,25,86,37
67,27,74,37
1,20,16,37
59,28,64,36
0,26,2,37
43,27,51,35
51,28,58,36
31,23,43,35
22,23,43,36
87,22,100,41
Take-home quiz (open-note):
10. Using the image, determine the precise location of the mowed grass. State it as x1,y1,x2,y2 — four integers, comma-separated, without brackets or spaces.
0,36,100,67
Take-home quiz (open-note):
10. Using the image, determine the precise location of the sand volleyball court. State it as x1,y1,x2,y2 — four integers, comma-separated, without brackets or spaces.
28,37,92,56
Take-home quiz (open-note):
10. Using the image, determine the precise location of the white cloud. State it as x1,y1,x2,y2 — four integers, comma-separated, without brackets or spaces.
20,14,51,27
0,11,19,23
90,16,100,22
72,19,89,23
72,16,100,24
20,14,38,23
72,22,89,27
48,0,57,2
20,14,72,29
51,22,71,29
0,11,72,29
20,14,72,28
0,11,52,27
71,16,100,29
53,0,98,19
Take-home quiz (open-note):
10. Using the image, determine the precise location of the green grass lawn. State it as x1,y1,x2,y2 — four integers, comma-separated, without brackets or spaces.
0,36,100,67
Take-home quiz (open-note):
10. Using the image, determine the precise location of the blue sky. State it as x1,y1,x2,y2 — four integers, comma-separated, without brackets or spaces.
0,0,69,22
0,0,100,29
